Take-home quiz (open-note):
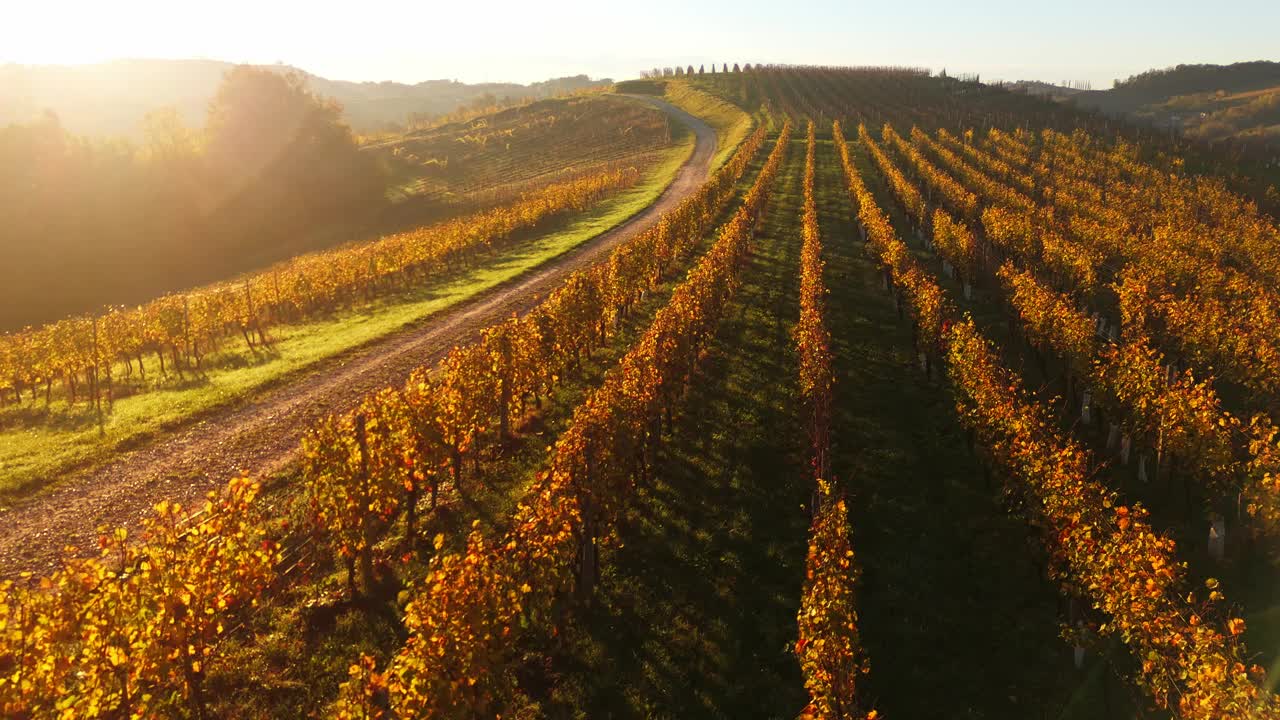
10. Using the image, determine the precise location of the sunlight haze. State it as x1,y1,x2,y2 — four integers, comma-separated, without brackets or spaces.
5,0,1278,87
5,0,1280,715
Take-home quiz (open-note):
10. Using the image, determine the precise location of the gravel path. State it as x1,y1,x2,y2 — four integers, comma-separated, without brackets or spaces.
0,96,716,578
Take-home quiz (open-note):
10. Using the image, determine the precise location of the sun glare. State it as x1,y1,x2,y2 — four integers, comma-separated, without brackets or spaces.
3,4,1280,717
3,1,302,68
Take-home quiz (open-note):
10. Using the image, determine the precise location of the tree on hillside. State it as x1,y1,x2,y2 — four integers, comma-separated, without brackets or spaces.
206,68,350,183
204,66,382,235
733,63,741,73
0,110,66,206
723,63,729,73
141,107,208,236
142,107,198,163
0,66,389,330
0,112,186,326
699,64,705,75
687,65,695,76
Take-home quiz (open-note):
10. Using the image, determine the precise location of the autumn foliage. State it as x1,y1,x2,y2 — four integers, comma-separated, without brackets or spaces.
793,122,871,720
0,477,279,717
331,122,793,718
839,118,1280,720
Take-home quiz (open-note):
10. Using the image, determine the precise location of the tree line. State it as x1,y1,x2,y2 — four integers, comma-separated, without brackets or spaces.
639,63,753,78
0,66,385,331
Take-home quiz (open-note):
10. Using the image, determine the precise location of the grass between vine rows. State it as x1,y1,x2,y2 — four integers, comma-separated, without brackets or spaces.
535,130,810,719
872,130,1280,705
0,123,697,499
848,133,1152,718
524,129,1155,719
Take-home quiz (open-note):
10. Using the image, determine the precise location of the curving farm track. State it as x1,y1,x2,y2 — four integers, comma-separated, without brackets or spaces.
0,95,717,578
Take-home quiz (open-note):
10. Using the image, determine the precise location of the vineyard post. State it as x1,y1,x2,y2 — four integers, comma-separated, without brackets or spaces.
404,462,421,548
649,412,663,467
355,413,376,596
450,432,464,497
1156,412,1165,483
105,337,113,409
183,628,210,720
1065,365,1074,413
183,297,193,370
577,436,598,607
1101,657,1115,720
92,316,103,432
498,328,513,442
243,278,256,351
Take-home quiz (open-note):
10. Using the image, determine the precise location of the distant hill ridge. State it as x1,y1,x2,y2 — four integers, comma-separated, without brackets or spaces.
996,80,1087,98
0,58,611,136
1075,60,1280,113
993,61,1280,158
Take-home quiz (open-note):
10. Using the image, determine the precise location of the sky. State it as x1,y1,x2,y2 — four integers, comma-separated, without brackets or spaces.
2,0,1277,89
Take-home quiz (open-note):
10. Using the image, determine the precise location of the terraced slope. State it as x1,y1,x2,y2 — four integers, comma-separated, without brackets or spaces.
373,94,674,206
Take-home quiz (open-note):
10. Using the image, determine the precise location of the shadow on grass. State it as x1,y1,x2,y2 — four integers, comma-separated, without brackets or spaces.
541,134,810,720
840,135,1149,719
0,403,103,432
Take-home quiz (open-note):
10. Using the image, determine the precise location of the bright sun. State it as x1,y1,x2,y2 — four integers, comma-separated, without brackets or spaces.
1,0,286,67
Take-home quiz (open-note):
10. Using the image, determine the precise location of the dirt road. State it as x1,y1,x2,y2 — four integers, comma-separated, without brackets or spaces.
0,95,716,578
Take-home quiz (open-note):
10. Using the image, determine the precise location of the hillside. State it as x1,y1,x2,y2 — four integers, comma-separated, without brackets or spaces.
998,79,1087,98
1079,61,1280,111
0,83,676,332
371,94,673,209
1072,61,1280,148
0,58,611,135
8,65,1280,720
